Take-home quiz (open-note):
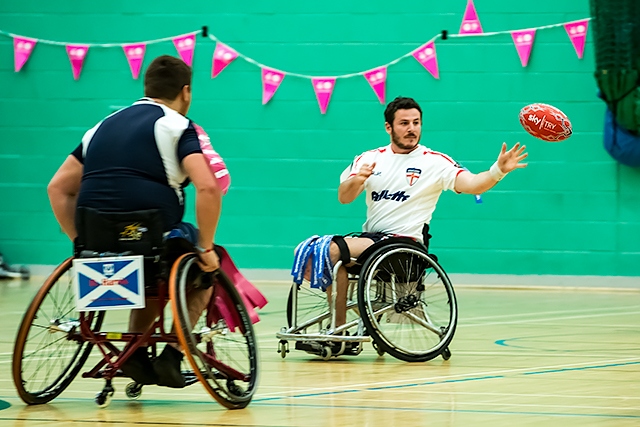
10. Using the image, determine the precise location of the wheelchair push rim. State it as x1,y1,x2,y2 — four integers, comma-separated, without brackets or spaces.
12,258,104,404
357,245,457,362
170,254,258,409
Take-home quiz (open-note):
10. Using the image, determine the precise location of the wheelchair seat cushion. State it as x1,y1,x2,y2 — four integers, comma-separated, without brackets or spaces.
346,234,429,276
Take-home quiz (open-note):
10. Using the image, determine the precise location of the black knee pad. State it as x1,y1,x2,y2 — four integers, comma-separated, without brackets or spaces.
331,236,351,266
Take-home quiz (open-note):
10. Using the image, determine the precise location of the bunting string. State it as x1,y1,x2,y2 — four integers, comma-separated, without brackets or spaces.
0,0,592,113
0,17,590,79
0,28,201,48
207,17,590,79
206,33,437,80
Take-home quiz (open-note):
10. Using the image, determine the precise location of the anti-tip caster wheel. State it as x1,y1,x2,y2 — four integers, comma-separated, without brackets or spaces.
125,382,143,400
441,347,451,360
372,341,385,357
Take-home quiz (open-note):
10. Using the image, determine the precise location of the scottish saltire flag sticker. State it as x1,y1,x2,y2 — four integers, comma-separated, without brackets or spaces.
73,256,145,311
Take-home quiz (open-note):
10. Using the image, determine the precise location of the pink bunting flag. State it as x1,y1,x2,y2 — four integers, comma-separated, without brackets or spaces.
122,43,146,79
364,67,387,104
312,78,336,114
65,44,89,80
173,34,196,66
564,20,589,59
212,43,238,78
261,68,285,104
459,0,483,34
14,37,37,72
511,29,536,67
412,41,439,79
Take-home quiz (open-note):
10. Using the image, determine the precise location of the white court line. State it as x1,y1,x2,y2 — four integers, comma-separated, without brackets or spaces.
4,350,639,365
292,396,640,412
464,309,640,327
3,357,639,403
463,304,640,321
431,351,640,358
349,390,640,401
254,355,640,398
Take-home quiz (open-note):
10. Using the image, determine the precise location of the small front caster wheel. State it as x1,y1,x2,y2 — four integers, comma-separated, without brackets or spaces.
321,346,332,361
278,340,289,359
95,390,113,408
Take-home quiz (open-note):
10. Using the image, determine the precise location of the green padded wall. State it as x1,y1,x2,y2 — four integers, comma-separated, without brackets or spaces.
1,1,639,275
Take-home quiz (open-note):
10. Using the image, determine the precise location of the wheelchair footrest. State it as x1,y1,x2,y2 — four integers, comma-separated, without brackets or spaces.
294,339,362,356
276,331,371,343
295,340,324,354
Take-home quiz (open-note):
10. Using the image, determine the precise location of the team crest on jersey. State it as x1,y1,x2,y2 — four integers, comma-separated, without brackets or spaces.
406,168,422,186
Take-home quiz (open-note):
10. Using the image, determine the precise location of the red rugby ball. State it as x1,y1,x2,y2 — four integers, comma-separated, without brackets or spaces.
519,103,572,142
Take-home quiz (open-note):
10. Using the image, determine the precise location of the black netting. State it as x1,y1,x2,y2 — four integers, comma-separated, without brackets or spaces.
590,0,640,133
590,0,640,71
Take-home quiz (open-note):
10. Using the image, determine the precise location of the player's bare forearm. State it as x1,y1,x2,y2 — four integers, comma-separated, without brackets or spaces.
455,143,528,194
182,153,223,250
454,170,500,194
338,176,366,204
195,186,222,249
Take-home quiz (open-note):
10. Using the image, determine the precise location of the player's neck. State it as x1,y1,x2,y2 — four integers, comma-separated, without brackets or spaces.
147,97,185,116
390,143,420,154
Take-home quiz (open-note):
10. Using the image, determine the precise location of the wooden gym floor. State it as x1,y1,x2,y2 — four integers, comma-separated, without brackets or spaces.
0,275,639,426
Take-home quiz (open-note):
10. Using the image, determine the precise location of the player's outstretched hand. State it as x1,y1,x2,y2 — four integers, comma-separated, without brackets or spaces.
356,162,377,182
497,143,528,173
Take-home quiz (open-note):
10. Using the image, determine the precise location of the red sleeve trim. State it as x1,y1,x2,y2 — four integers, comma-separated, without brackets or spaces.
425,150,456,164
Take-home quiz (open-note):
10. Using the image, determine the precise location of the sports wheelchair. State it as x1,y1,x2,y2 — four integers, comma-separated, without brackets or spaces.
12,208,258,409
277,236,457,362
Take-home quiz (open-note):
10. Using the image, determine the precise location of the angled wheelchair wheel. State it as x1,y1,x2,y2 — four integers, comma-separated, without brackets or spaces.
170,254,258,409
287,284,324,332
286,280,362,338
286,284,331,332
12,258,105,404
357,244,457,362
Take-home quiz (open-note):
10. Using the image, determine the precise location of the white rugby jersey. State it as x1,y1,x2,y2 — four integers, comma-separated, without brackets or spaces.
340,144,464,242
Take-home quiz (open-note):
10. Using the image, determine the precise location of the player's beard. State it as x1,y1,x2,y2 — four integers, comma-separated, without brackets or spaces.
391,128,421,151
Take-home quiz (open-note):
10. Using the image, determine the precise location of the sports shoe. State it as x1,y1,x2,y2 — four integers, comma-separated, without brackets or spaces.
120,347,158,385
153,345,186,388
331,330,361,356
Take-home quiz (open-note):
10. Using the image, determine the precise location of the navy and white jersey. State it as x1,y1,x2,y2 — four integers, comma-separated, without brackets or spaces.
72,98,202,230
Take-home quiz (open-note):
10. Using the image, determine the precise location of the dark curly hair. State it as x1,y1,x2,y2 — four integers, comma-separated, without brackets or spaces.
384,96,422,126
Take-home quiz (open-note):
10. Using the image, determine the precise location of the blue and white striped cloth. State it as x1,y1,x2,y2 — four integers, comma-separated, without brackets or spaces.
291,235,334,290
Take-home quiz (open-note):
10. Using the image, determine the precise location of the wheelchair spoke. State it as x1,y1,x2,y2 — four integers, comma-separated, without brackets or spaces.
171,255,257,409
401,311,442,335
13,258,104,404
368,304,395,320
358,246,457,361
202,352,250,382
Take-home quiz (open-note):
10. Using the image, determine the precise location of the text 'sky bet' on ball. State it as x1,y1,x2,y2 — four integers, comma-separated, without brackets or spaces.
519,103,572,142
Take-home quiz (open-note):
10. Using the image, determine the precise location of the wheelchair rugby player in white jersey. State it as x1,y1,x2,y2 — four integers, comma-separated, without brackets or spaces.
278,96,528,362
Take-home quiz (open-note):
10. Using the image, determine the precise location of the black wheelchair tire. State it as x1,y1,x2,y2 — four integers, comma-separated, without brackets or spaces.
12,258,104,404
357,244,457,362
